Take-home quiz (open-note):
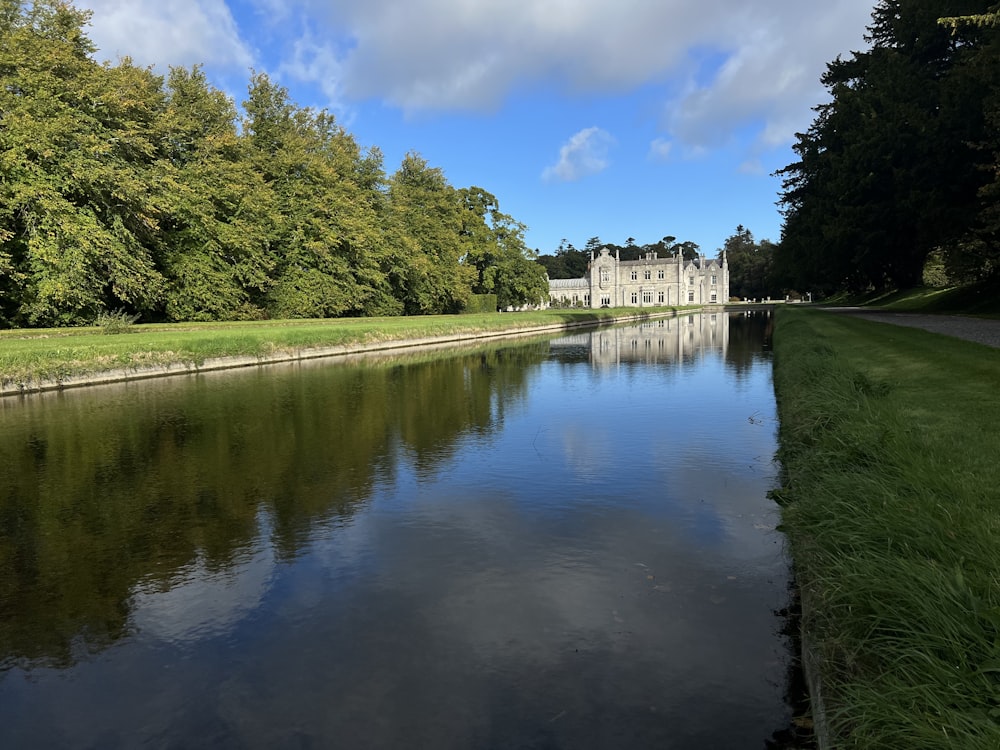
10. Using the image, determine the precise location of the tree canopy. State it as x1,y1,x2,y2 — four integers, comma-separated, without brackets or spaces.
720,225,779,300
775,0,1000,294
536,234,704,280
0,0,547,326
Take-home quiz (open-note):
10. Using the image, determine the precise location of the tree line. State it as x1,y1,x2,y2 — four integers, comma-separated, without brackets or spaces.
775,0,1000,295
0,0,549,327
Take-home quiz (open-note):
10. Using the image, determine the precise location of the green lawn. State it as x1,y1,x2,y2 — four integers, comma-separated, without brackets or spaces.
0,307,696,390
772,307,1000,749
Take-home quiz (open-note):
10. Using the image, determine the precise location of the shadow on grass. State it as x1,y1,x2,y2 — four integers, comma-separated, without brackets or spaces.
826,278,1000,317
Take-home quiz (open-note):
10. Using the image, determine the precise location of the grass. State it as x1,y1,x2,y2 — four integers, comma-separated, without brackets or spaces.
821,278,1000,318
771,307,1000,749
0,307,697,391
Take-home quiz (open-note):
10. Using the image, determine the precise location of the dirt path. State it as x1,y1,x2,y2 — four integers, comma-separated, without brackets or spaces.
823,308,1000,349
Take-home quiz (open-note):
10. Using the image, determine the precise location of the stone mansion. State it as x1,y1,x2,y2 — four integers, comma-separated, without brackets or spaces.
548,247,729,309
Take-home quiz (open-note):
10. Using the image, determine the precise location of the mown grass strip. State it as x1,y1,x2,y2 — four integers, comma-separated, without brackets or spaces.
772,308,1000,749
0,307,701,391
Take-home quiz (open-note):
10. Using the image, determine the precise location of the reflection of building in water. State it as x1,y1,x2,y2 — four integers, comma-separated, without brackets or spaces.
550,313,729,366
549,246,729,308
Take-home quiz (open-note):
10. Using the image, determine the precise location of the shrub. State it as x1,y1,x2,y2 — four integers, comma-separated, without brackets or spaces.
95,309,140,334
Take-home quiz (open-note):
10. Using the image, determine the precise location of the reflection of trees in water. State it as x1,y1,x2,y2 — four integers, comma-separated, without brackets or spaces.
0,342,547,669
725,311,773,379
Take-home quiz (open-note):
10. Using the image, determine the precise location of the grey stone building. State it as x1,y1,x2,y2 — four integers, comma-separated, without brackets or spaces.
549,247,729,308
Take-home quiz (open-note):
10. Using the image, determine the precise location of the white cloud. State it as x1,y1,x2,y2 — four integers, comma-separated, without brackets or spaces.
303,0,872,148
648,138,673,162
662,2,873,150
77,0,254,70
76,0,874,154
277,30,347,115
542,127,615,182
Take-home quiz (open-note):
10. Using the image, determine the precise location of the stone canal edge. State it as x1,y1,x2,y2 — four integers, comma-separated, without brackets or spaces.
5,307,749,397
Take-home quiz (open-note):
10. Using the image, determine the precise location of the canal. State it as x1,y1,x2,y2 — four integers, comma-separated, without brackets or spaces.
0,310,791,749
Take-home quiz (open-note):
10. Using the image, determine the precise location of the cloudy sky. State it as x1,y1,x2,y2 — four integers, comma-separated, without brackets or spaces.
75,0,875,254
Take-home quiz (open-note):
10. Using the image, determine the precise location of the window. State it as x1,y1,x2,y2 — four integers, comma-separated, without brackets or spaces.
710,293,717,303
688,290,694,302
601,295,611,306
631,292,638,304
657,269,664,279
601,269,609,283
644,270,651,280
631,270,638,281
584,294,590,305
688,276,694,285
711,274,717,285
658,291,665,303
643,291,653,304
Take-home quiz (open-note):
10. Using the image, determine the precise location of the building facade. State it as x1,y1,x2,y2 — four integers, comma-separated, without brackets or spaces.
548,247,729,309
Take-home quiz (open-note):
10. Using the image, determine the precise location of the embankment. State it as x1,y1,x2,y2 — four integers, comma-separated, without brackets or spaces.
1,308,701,397
771,307,1000,749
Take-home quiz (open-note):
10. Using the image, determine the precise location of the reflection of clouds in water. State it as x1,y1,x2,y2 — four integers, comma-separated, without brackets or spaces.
558,425,612,482
356,487,720,665
129,514,277,644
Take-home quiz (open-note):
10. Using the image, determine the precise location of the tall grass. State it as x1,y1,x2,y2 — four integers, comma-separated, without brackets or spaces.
772,308,1000,749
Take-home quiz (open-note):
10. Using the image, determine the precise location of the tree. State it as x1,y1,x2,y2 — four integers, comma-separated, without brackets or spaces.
457,187,547,308
584,236,603,256
0,1,167,325
536,239,588,279
721,226,776,300
156,65,275,321
386,153,474,314
776,0,998,292
243,73,398,319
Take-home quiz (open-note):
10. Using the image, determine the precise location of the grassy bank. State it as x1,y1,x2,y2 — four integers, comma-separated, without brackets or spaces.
772,308,1000,748
0,307,689,392
823,278,1000,317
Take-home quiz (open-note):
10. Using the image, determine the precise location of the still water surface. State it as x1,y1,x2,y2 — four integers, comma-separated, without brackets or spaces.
0,311,789,749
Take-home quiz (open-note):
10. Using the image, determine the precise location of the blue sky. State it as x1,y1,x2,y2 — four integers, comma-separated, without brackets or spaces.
75,0,875,255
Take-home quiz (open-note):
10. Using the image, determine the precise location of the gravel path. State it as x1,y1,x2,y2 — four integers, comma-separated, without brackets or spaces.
823,307,1000,349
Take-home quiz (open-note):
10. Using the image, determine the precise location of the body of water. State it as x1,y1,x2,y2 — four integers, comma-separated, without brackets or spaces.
0,311,790,749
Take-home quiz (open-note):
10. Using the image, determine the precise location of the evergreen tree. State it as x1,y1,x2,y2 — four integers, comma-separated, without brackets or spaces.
776,0,998,292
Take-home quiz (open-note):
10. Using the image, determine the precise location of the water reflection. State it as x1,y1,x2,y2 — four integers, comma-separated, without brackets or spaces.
549,309,772,374
0,312,789,749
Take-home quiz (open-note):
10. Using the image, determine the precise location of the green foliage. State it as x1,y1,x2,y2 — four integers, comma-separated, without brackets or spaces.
0,0,544,328
720,225,777,299
0,4,168,325
95,308,139,334
776,0,1000,294
537,235,701,280
458,188,548,309
462,294,497,314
